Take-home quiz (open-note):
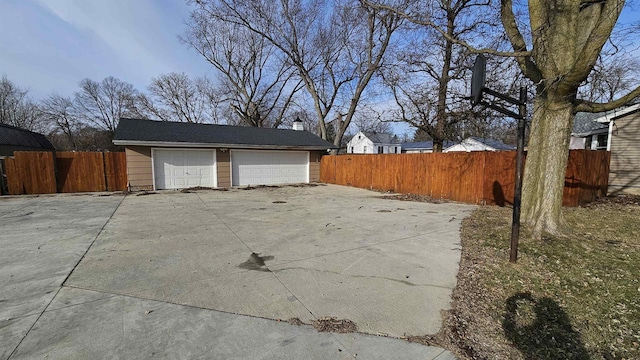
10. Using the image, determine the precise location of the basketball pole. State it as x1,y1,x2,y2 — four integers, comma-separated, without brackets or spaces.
470,54,527,263
509,87,527,263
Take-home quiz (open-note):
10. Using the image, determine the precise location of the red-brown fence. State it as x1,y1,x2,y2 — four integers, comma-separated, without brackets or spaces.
320,150,610,207
4,151,127,195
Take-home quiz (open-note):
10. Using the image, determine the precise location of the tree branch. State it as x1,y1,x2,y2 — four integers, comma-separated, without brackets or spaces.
499,0,542,83
363,0,531,57
574,84,640,113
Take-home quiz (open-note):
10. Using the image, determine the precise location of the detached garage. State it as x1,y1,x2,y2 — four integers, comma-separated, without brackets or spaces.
113,118,336,191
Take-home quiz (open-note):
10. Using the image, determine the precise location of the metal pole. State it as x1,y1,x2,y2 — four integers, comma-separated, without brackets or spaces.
510,87,527,263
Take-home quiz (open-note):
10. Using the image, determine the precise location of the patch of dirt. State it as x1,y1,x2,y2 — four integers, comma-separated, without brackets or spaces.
377,193,448,204
241,185,282,190
288,183,325,188
136,191,157,196
312,317,357,333
240,183,326,190
180,186,221,193
287,318,305,326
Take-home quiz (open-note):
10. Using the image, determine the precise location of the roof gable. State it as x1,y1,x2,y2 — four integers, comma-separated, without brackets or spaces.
467,137,515,151
113,118,337,150
572,112,609,135
362,131,399,144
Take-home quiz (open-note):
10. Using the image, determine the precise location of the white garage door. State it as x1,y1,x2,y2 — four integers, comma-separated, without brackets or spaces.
153,149,216,189
231,150,309,186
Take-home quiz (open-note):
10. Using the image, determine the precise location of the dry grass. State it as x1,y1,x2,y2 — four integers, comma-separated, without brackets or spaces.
433,197,640,360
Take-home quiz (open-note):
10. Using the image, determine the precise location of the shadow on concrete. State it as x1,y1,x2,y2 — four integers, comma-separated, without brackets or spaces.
502,292,589,360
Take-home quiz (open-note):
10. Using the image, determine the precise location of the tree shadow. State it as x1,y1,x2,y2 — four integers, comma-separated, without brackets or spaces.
503,292,590,360
492,180,507,207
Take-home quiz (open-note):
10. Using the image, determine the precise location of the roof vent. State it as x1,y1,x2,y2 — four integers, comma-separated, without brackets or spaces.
292,117,304,131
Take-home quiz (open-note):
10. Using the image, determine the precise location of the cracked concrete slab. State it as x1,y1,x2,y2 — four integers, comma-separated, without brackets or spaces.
0,195,123,359
10,287,452,360
65,185,474,337
2,185,472,359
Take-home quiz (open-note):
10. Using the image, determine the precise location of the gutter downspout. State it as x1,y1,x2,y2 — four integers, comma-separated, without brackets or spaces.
607,121,613,152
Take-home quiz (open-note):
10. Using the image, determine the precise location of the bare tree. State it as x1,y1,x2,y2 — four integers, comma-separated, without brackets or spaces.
182,11,302,127
39,94,80,150
579,54,640,103
138,72,214,123
381,0,505,151
371,0,640,238
351,104,393,134
0,75,42,131
189,0,403,148
73,76,142,134
501,1,640,237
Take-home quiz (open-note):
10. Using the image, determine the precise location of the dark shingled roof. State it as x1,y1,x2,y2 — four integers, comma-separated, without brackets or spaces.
0,123,55,151
402,140,458,150
363,132,399,144
113,118,337,149
572,112,609,135
469,137,516,151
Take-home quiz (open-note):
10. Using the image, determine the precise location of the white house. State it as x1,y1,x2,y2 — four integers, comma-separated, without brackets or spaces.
444,137,515,152
401,141,457,153
347,131,402,154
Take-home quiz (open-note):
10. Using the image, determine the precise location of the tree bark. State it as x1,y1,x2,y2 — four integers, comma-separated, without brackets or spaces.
521,96,574,238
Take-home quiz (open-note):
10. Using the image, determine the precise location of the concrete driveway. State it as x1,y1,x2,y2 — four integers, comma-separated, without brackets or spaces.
1,185,474,359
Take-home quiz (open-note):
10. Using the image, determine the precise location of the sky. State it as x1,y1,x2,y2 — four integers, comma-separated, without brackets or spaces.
0,1,637,137
0,0,212,99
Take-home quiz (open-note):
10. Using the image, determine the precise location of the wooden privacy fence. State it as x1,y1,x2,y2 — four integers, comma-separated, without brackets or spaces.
320,150,610,207
3,151,127,195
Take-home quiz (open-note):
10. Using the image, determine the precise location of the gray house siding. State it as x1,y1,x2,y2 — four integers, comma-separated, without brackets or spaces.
609,111,640,195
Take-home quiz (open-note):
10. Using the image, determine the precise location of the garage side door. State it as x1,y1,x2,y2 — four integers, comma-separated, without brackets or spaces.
153,149,216,189
231,150,309,186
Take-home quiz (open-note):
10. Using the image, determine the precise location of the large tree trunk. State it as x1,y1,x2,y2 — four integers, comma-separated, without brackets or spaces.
521,96,574,237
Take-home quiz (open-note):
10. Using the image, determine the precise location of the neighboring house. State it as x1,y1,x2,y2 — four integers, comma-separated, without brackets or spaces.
347,131,402,154
570,103,640,195
445,137,516,152
570,112,610,150
0,123,55,157
113,118,337,191
401,140,457,154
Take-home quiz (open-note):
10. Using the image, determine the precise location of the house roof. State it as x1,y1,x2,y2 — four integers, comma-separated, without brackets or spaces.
113,118,337,150
402,141,457,150
572,112,609,135
572,104,640,135
467,137,516,151
0,123,55,150
362,131,399,144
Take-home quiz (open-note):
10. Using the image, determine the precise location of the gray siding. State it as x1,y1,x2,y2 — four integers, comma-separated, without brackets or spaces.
609,111,640,195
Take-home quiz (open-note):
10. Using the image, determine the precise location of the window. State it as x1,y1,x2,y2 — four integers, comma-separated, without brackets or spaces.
378,146,383,154
363,146,367,152
585,137,593,150
596,134,608,150
350,147,354,153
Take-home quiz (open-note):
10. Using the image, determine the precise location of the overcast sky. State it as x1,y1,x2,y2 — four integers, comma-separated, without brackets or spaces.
0,0,212,99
